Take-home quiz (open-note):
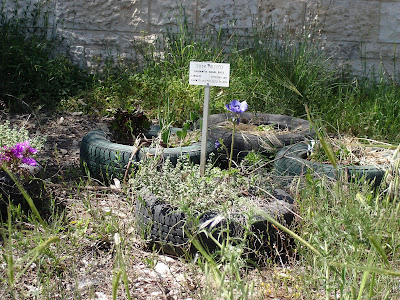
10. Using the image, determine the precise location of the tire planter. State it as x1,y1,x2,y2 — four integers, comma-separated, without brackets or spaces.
273,141,386,187
135,188,296,260
80,126,215,181
207,112,315,160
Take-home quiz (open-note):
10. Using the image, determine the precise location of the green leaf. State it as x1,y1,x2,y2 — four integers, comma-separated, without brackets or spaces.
2,166,46,227
162,129,170,145
330,263,400,277
369,236,391,268
305,105,337,170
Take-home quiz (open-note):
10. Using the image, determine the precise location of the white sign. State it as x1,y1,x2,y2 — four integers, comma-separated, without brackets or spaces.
189,61,230,87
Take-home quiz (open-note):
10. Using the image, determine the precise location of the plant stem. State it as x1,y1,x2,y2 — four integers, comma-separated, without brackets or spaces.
2,166,46,227
228,120,236,171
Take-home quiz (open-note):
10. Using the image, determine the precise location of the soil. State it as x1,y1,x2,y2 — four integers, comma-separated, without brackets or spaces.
0,111,298,299
216,121,304,137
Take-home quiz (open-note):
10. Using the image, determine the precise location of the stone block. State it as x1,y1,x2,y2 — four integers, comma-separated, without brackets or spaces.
149,0,197,33
197,0,258,31
347,57,398,77
322,41,361,60
56,0,148,33
257,0,307,31
364,43,400,60
57,27,145,67
379,2,400,42
319,0,380,41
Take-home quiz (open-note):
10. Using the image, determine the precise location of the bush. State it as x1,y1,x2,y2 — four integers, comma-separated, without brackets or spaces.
0,120,45,150
0,1,91,112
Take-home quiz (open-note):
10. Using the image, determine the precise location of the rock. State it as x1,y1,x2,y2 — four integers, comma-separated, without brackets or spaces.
155,261,171,277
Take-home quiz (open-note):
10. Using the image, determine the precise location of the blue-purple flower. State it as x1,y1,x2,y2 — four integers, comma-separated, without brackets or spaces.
224,100,249,171
215,140,221,149
225,100,248,114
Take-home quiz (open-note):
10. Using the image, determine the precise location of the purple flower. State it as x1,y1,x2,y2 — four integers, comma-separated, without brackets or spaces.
28,147,37,154
215,140,221,149
11,143,25,159
10,141,36,158
225,100,248,114
22,157,37,166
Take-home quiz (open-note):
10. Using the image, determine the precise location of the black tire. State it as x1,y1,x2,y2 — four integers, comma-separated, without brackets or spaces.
79,126,215,181
135,189,232,256
135,188,296,258
207,113,314,158
273,141,385,187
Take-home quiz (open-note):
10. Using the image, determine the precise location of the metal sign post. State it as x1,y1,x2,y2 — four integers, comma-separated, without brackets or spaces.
188,61,230,176
199,83,210,176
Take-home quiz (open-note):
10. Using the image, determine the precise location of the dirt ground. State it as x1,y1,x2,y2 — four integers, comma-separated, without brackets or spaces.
0,111,297,300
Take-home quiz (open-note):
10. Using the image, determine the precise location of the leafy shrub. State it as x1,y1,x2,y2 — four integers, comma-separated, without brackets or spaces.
129,154,272,220
0,120,45,150
109,108,151,144
0,1,91,112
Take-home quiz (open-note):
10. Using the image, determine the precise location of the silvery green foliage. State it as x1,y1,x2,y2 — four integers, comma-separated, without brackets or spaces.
0,121,46,150
129,155,258,217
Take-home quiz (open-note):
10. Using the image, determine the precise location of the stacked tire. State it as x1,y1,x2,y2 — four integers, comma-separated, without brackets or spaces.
207,112,314,161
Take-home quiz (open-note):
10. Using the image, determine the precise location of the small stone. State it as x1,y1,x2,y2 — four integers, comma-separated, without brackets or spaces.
94,292,109,300
113,178,121,189
155,262,170,277
159,255,175,263
175,273,186,283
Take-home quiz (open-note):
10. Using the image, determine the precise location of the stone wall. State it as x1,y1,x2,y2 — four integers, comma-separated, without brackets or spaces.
3,0,400,76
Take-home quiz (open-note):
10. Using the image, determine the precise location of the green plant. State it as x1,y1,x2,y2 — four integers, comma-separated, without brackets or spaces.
130,155,252,215
294,173,400,298
0,0,91,112
112,233,131,300
0,121,45,149
109,107,151,144
224,99,249,171
0,120,45,182
1,208,59,298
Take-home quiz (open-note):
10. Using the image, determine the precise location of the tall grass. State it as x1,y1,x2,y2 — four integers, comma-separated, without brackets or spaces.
0,0,91,111
66,9,342,126
63,9,400,143
320,74,400,142
295,172,400,299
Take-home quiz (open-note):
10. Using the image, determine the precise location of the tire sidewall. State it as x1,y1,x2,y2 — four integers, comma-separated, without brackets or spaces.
207,113,315,152
80,127,215,180
274,141,385,186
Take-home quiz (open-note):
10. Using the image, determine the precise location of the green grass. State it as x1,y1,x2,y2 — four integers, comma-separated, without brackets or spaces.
0,0,91,112
57,13,400,143
295,172,400,299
